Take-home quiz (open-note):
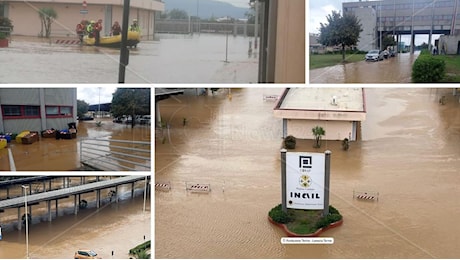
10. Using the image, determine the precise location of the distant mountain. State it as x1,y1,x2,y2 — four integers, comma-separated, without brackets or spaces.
163,0,249,19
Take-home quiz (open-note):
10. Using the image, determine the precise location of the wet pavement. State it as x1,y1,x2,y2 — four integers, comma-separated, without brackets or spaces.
155,88,460,258
0,178,150,259
0,118,151,171
310,52,419,83
0,34,258,83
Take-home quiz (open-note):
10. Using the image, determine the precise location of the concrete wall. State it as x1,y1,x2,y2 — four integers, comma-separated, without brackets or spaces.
286,119,355,141
274,0,305,83
438,35,460,54
352,7,377,51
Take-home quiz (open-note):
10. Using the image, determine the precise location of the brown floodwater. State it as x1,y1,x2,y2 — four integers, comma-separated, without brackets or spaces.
0,177,150,259
0,118,151,171
155,88,460,258
310,52,419,83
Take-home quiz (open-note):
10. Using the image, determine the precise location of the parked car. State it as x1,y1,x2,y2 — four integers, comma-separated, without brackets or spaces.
389,49,396,57
74,250,100,259
140,115,151,125
365,49,384,61
382,49,389,59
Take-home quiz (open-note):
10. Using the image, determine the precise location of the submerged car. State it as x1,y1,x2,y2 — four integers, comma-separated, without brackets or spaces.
365,49,384,61
74,250,100,259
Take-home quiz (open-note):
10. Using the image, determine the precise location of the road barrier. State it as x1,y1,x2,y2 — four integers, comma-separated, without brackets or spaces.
353,190,379,201
155,182,171,191
186,182,211,193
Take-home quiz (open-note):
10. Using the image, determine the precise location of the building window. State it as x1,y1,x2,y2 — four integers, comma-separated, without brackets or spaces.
46,106,73,117
2,105,40,119
46,106,59,115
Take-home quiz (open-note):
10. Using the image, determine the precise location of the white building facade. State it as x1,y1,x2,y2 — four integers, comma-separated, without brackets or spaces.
0,0,164,39
273,88,366,141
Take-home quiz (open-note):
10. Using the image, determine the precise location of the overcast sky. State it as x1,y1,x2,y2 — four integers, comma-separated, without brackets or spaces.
216,0,250,8
77,86,118,105
309,0,437,45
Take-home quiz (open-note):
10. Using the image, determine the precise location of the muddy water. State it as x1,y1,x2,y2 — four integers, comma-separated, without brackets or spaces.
155,88,460,258
0,118,150,171
0,34,258,83
310,52,419,83
0,178,150,259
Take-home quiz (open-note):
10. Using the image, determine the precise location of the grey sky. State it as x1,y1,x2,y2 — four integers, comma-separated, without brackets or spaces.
77,86,118,105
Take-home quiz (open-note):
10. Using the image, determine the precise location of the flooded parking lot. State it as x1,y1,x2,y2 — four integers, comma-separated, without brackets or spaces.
0,118,150,171
0,34,258,83
310,52,419,83
0,178,150,259
155,88,460,258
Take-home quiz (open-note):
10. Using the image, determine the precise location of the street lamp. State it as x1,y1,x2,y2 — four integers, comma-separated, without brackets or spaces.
21,185,29,259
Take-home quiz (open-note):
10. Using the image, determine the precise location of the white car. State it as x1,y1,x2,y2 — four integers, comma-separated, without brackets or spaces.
365,49,384,61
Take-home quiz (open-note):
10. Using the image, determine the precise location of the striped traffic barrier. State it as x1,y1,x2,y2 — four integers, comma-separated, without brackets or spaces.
186,182,211,193
55,39,80,45
155,182,171,191
353,190,379,201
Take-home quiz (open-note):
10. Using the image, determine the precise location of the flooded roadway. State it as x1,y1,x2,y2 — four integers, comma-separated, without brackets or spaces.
155,88,460,258
0,178,150,259
310,52,419,83
0,34,258,83
0,118,150,171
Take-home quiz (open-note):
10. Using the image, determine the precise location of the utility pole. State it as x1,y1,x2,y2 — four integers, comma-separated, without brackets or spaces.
118,0,130,83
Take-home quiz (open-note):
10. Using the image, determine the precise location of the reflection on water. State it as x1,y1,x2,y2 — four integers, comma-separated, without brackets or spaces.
310,52,419,83
155,88,460,258
0,118,150,171
0,34,258,83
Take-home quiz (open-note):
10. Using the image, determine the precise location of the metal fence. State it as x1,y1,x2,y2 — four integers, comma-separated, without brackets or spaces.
80,138,151,171
155,19,260,36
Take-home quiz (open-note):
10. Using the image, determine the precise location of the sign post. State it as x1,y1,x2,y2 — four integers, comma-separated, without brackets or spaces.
281,148,287,213
323,150,331,216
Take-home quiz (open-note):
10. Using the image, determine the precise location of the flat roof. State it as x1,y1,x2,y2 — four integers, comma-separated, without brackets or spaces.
273,88,366,122
279,88,365,112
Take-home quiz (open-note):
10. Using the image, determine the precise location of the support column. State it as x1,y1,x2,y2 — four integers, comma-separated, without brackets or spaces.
156,101,162,127
115,186,119,203
96,190,101,208
55,200,58,218
47,201,52,222
43,181,46,192
6,187,9,199
411,33,415,54
17,207,22,230
74,195,78,215
131,183,135,198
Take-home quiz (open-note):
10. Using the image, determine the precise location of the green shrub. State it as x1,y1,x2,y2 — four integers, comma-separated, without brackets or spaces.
284,135,296,149
269,204,293,224
315,214,342,229
329,205,339,215
412,55,446,83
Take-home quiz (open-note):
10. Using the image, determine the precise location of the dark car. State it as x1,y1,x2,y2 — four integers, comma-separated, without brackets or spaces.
74,250,101,259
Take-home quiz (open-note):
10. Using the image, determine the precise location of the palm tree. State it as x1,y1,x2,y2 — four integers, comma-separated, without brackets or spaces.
38,7,57,38
312,126,325,148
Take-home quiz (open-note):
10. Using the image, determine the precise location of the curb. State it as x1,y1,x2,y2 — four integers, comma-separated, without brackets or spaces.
268,216,343,237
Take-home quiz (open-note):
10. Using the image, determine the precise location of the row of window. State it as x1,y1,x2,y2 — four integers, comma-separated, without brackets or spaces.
2,105,73,119
345,0,456,12
378,14,455,22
